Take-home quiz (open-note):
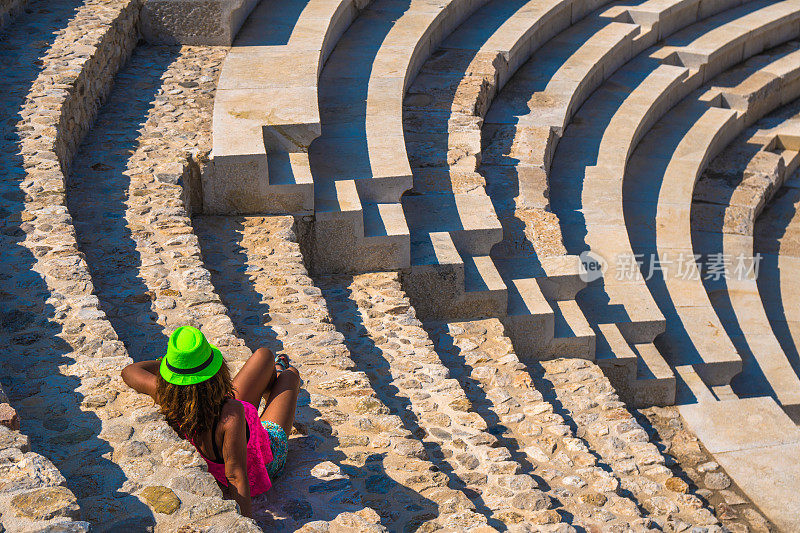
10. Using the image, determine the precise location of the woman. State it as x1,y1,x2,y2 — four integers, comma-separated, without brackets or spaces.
121,326,300,517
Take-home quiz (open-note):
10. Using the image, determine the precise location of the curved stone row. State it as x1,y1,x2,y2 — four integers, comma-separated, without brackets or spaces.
0,1,261,529
753,100,800,383
626,42,800,411
694,73,800,406
536,358,718,527
309,0,508,274
617,36,800,533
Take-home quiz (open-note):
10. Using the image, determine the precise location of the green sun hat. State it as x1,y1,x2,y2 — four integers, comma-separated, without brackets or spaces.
160,326,223,386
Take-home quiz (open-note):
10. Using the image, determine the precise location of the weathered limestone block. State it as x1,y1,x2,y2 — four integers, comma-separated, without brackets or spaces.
140,0,259,45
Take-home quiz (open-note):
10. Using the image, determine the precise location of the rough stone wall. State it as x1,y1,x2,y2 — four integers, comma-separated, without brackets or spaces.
0,0,26,31
0,0,255,529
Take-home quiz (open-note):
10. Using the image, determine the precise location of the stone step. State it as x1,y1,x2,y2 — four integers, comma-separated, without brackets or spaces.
493,254,587,302
196,216,491,530
594,323,640,402
603,0,748,45
312,180,410,273
699,44,800,126
427,318,656,530
679,396,800,532
207,0,370,215
542,299,596,360
632,342,678,407
653,0,800,83
318,272,569,528
309,0,499,273
594,321,678,406
402,192,502,256
625,104,743,388
504,277,556,358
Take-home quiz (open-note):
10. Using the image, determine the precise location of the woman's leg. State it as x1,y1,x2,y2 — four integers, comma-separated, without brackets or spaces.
232,347,276,408
260,366,301,435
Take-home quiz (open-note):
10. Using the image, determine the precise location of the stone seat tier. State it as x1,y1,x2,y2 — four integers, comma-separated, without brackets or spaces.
207,0,371,215
309,0,498,273
688,66,800,418
478,0,749,367
399,0,621,360
628,45,800,404
625,102,744,390
756,173,800,415
550,0,800,371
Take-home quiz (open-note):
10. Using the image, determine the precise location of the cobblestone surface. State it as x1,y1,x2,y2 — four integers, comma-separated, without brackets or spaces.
61,38,262,530
637,407,776,533
319,272,567,531
195,216,487,531
537,359,721,530
0,0,260,528
425,319,646,531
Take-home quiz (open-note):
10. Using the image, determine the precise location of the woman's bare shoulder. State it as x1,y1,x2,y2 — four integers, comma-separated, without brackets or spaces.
218,398,245,430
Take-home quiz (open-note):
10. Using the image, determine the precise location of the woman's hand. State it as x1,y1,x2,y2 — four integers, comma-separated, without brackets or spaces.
120,359,160,401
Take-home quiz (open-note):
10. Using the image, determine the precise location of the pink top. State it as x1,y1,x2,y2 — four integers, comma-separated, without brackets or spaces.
190,399,273,495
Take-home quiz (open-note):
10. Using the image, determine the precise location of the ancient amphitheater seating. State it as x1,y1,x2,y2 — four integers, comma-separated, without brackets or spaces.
536,0,800,402
10,0,800,529
629,45,800,404
477,0,753,367
207,0,371,215
400,0,608,357
687,74,800,417
306,0,507,273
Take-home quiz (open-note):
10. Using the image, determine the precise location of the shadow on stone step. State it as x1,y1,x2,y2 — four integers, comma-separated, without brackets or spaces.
66,45,183,364
195,217,442,530
317,275,504,530
0,4,157,525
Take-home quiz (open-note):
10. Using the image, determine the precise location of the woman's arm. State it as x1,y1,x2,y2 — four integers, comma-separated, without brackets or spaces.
221,403,252,517
120,359,160,401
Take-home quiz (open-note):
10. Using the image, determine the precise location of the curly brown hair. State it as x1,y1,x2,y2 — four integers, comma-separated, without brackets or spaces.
156,360,234,439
